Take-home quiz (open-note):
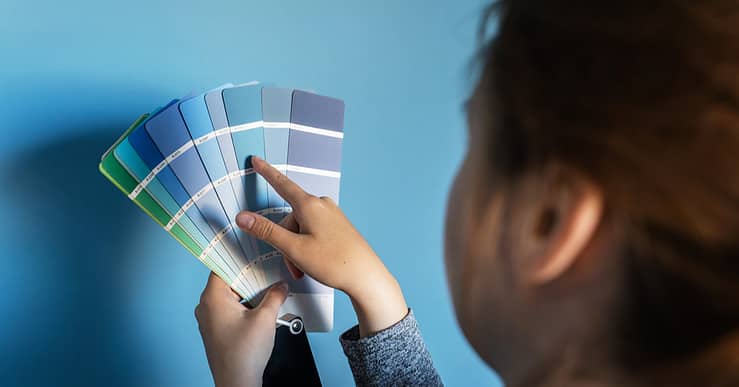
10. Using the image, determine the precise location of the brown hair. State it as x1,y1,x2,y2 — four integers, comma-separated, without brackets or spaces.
478,0,739,384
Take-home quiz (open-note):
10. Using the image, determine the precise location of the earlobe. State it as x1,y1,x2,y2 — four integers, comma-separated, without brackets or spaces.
530,180,604,284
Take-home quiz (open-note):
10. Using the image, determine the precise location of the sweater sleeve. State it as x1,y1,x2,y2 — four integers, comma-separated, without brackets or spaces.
339,309,443,386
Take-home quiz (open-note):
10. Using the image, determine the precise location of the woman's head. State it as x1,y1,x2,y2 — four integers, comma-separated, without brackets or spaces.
445,1,739,385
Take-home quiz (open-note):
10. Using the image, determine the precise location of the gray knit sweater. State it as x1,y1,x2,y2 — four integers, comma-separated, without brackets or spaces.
339,310,443,386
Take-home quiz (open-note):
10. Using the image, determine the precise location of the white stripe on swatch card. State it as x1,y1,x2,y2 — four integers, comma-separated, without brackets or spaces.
230,250,284,291
128,128,236,199
288,123,344,139
198,224,233,261
256,206,293,216
128,121,341,199
164,169,256,230
128,158,169,199
234,120,344,139
164,166,336,230
273,164,342,179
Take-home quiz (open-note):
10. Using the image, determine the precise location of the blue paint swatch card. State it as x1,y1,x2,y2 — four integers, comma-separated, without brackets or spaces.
99,82,345,332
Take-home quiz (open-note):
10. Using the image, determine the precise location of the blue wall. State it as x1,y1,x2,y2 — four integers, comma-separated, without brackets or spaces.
0,0,501,385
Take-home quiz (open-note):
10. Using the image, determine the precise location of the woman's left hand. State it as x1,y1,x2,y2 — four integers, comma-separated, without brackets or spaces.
195,273,288,387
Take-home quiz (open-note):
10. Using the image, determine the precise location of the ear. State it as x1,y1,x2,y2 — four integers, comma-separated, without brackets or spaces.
510,166,604,285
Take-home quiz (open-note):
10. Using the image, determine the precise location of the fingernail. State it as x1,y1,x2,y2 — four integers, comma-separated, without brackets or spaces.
251,155,261,164
236,212,256,229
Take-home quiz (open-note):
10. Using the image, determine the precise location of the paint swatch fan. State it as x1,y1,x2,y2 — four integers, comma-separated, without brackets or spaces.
99,83,344,332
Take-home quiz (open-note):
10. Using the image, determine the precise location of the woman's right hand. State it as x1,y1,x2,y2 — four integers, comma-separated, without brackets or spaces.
235,156,408,337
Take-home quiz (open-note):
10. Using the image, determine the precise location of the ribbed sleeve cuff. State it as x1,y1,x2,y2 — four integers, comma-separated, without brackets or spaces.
339,309,443,386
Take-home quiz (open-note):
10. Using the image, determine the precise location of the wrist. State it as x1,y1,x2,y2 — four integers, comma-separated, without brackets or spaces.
346,269,407,338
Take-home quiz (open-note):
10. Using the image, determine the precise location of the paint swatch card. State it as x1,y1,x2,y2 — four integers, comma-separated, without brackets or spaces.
99,83,345,332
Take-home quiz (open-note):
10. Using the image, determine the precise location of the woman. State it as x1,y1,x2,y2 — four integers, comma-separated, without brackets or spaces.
195,1,739,386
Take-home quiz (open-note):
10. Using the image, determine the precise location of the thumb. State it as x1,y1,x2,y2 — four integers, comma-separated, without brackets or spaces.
256,282,289,316
236,211,303,257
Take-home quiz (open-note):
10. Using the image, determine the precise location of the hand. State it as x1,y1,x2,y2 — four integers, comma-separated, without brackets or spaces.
195,272,288,387
235,156,408,337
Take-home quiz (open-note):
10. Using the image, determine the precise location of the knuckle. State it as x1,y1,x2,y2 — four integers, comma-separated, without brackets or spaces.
198,291,215,309
304,196,323,210
194,303,210,327
319,196,336,206
274,172,288,186
253,219,275,241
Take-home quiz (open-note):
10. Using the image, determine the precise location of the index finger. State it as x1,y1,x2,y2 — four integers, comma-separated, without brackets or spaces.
251,155,310,205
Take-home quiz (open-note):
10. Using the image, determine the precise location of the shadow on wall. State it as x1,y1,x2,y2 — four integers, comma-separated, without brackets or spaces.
1,132,147,387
